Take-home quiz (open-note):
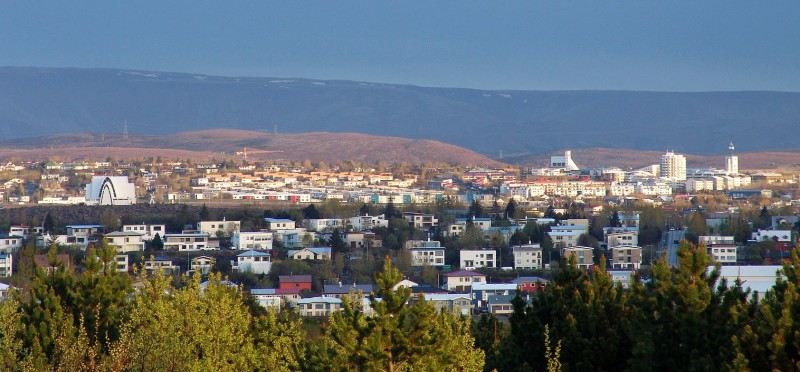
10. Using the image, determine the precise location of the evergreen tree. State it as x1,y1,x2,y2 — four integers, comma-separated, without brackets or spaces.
469,200,484,219
505,199,517,219
199,203,210,220
43,212,55,234
310,258,484,371
151,233,164,251
302,204,321,219
329,228,348,254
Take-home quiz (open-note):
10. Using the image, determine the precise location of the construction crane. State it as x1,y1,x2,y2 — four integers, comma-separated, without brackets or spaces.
235,147,284,160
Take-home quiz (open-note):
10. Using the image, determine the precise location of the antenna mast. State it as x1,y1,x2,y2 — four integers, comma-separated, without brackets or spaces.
123,120,129,141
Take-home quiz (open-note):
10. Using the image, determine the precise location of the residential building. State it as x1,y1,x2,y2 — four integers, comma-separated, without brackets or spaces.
197,220,241,237
231,231,273,250
9,226,31,237
609,245,642,270
0,235,23,253
460,249,497,270
512,244,543,270
714,265,783,300
289,247,332,260
306,218,343,232
562,246,595,269
548,231,581,248
700,235,737,265
487,295,516,315
122,224,166,241
190,255,215,275
273,228,314,249
442,270,486,292
660,151,687,180
143,257,179,275
279,275,313,291
163,232,211,251
606,231,639,248
264,218,296,230
349,215,389,231
751,229,793,252
114,254,129,273
408,243,446,268
250,288,304,311
402,212,439,229
0,253,12,277
414,294,471,316
511,277,549,293
234,250,272,274
104,231,146,253
296,296,343,317
323,283,374,300
66,225,104,237
471,283,518,309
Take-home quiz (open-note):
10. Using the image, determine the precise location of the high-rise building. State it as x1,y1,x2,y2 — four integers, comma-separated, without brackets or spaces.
660,151,687,180
725,142,739,174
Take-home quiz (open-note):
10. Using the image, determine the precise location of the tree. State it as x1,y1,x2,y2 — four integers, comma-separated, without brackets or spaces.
384,198,399,220
199,204,210,220
308,258,484,371
43,212,55,234
99,209,121,232
685,210,708,244
468,200,484,219
329,228,348,255
302,204,321,219
151,233,164,251
504,199,517,219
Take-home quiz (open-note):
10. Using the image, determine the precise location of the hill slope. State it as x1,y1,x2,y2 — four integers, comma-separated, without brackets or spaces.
1,67,799,156
0,129,501,165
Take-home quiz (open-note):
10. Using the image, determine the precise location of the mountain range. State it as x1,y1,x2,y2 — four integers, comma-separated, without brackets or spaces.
1,67,799,158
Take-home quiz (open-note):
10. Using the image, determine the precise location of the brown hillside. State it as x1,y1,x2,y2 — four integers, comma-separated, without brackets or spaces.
0,129,502,166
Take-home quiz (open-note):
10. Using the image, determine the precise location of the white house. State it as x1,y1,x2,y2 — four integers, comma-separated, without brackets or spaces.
416,293,471,316
700,235,737,265
349,215,389,231
122,224,166,241
114,254,129,273
0,235,23,253
471,283,518,309
442,270,487,292
197,220,241,237
250,288,303,310
306,218,343,232
163,232,211,251
190,255,215,275
231,231,274,250
234,250,272,274
606,231,639,248
85,176,137,205
296,296,343,317
409,245,446,268
0,253,12,277
143,256,179,275
264,218,296,230
289,247,332,260
460,249,498,270
104,231,146,253
273,228,314,249
512,244,542,270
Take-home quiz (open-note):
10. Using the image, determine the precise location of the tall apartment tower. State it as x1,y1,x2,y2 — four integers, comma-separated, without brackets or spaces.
660,151,687,180
725,142,739,174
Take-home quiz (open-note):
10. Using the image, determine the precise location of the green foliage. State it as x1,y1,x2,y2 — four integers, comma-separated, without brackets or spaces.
310,258,484,371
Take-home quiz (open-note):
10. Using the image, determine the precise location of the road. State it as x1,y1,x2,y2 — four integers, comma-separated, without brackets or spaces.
659,229,686,268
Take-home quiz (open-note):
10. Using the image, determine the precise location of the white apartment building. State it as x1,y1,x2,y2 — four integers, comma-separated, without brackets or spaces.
699,235,737,265
606,232,638,247
0,253,12,277
197,220,241,237
460,249,498,270
264,218,296,230
512,244,543,270
306,218,343,232
660,151,687,180
232,231,274,250
0,235,23,253
234,250,272,274
409,246,446,267
104,231,146,253
548,231,581,248
348,215,389,231
163,232,211,251
122,224,166,241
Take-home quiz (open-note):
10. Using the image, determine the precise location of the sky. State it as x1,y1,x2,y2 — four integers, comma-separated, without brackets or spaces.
1,1,799,91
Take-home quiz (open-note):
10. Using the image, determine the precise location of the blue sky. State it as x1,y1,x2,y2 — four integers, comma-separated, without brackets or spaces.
1,1,798,91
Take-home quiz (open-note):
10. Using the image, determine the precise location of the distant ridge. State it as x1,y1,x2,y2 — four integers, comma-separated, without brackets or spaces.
0,129,502,165
1,67,800,156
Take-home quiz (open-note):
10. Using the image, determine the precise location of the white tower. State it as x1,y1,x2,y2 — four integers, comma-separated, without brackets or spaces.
725,142,739,174
660,151,687,180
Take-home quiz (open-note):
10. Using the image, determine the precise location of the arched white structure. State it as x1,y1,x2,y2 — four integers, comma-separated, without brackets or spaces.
85,176,136,205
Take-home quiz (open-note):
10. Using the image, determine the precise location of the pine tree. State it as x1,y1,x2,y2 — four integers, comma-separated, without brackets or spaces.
312,258,484,371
